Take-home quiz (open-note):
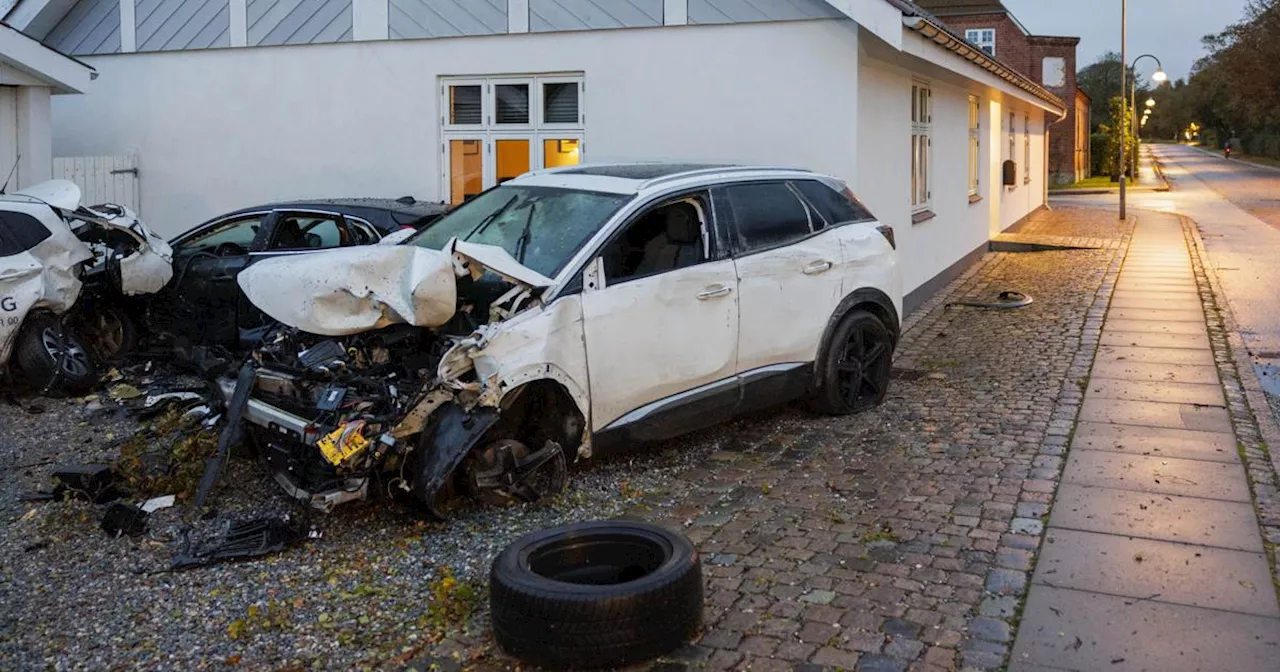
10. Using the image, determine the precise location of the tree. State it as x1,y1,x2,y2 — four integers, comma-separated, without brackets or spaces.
1097,96,1137,179
1077,52,1150,134
1170,0,1280,154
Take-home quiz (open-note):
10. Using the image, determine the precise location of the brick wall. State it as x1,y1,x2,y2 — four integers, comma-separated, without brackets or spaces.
1029,35,1082,184
928,12,1085,184
933,14,1031,73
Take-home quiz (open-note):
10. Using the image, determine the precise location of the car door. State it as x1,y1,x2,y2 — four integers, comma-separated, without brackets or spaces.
235,210,354,340
152,213,270,346
580,190,740,442
790,179,895,315
725,181,847,405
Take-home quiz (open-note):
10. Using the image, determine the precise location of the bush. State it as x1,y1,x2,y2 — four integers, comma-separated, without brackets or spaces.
1090,132,1110,176
1245,133,1280,160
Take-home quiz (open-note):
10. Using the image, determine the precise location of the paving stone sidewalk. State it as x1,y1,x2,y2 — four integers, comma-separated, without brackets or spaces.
1009,211,1280,671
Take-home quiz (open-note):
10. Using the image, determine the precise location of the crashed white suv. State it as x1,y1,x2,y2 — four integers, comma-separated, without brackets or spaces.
229,164,901,513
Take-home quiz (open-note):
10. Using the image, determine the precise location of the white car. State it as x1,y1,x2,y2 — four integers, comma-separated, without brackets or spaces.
1,180,172,393
227,164,901,512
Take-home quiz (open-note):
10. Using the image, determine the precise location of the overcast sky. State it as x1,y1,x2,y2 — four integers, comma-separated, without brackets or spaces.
1003,0,1252,81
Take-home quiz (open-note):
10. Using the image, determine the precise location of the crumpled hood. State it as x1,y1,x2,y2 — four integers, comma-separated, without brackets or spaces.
237,246,457,336
236,239,553,337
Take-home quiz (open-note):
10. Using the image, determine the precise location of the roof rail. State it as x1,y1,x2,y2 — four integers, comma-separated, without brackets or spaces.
639,165,811,190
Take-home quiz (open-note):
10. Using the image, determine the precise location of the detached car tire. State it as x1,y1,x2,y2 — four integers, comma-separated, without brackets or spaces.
13,313,97,394
490,520,703,669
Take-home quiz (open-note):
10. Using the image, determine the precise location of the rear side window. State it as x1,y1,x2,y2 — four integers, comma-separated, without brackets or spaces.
0,211,53,257
725,182,813,253
793,180,874,225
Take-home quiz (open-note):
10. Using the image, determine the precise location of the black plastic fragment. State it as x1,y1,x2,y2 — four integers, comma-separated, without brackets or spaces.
171,517,307,571
51,464,125,503
101,502,149,537
316,385,347,411
297,340,346,372
194,362,255,509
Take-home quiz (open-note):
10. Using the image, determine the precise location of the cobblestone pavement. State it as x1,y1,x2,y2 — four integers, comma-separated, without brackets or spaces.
470,206,1135,671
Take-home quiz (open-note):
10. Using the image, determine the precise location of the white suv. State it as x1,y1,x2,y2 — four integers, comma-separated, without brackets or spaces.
229,164,901,512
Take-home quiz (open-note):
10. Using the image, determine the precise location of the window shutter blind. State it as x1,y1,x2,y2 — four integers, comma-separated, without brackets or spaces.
495,84,530,124
544,83,579,124
450,86,482,125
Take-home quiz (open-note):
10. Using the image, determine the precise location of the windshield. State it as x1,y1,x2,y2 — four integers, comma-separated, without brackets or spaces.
411,186,632,278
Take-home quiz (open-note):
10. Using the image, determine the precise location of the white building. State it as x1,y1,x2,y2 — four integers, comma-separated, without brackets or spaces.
3,0,1066,311
0,20,92,191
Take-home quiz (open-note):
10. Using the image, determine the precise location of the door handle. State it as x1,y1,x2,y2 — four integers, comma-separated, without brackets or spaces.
803,260,834,275
697,285,733,300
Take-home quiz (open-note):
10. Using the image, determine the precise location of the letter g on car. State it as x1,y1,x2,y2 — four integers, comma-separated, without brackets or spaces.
1,296,16,312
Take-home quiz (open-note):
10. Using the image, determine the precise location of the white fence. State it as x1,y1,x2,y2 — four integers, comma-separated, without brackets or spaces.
52,153,141,214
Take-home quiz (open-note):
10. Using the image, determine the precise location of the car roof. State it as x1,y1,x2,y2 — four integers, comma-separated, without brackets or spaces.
508,162,828,196
219,198,448,221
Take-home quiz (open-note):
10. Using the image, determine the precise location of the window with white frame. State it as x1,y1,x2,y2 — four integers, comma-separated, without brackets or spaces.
1024,115,1032,183
968,95,981,198
965,29,996,56
441,74,585,205
911,81,932,214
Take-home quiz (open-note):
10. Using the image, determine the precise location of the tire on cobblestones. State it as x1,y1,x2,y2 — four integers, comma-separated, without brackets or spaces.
489,520,702,669
811,308,894,415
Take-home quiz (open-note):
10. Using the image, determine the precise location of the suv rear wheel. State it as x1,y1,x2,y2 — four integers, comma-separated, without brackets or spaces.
13,313,98,395
812,309,893,415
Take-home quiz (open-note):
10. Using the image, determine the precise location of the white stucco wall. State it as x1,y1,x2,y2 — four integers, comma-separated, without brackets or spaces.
0,85,54,190
858,47,1047,296
52,19,862,237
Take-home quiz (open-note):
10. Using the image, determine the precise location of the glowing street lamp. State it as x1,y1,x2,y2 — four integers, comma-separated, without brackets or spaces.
1121,50,1166,219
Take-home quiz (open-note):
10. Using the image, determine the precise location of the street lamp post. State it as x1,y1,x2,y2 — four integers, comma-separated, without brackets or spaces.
1119,0,1126,221
1121,49,1166,219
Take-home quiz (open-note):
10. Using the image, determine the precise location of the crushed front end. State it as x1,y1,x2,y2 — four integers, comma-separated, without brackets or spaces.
222,241,570,513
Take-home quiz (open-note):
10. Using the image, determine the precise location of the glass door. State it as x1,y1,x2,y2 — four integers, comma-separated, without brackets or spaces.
446,138,485,205
539,133,583,169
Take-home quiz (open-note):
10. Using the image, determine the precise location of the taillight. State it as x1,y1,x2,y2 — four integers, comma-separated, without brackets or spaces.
400,224,416,230
876,224,896,250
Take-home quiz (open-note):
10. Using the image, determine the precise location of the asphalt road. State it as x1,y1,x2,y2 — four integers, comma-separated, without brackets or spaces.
1162,144,1280,231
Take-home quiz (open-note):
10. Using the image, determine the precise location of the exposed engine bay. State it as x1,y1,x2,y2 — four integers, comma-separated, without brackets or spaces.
222,241,578,514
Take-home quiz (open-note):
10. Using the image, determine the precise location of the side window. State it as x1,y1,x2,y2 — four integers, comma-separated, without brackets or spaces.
270,214,345,251
725,182,813,253
793,180,874,225
600,195,708,284
0,211,53,257
176,215,262,256
344,217,378,245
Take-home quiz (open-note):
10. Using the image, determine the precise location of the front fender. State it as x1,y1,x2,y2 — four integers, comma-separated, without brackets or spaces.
408,402,500,513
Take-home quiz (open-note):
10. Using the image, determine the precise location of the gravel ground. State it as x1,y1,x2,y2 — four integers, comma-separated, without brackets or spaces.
0,372,736,670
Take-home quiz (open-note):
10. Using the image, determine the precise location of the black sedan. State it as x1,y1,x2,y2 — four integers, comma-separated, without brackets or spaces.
143,198,448,349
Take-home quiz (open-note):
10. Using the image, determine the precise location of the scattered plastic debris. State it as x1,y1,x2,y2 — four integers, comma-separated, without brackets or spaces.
171,516,313,571
49,464,124,503
101,502,149,538
140,494,176,513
